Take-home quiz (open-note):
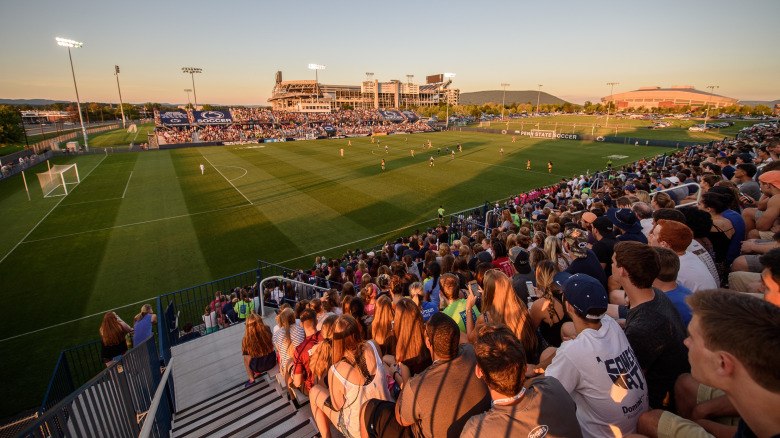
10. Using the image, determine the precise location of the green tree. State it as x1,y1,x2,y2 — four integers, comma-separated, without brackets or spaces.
0,105,25,144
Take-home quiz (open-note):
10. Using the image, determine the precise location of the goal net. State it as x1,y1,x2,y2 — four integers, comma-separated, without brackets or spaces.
36,164,80,198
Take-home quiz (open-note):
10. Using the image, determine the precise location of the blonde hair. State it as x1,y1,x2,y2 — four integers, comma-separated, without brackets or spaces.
393,298,427,363
371,295,395,355
241,313,273,357
482,270,537,359
134,304,153,322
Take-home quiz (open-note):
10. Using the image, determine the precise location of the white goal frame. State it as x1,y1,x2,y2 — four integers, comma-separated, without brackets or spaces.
36,164,80,198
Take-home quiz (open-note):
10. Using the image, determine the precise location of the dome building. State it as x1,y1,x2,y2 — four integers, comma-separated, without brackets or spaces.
601,86,737,111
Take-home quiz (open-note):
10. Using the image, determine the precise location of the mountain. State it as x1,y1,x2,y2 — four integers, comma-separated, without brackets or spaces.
458,90,569,106
738,100,779,108
0,98,72,106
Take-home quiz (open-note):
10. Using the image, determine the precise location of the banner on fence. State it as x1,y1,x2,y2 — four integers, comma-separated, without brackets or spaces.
520,129,580,140
158,111,191,126
193,110,233,124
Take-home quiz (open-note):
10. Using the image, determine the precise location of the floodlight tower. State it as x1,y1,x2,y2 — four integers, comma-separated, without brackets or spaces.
406,75,415,108
55,37,88,151
181,67,202,109
703,85,719,130
366,72,374,81
308,63,326,102
444,72,456,129
604,82,619,128
114,65,126,128
536,84,543,116
184,89,193,109
501,83,510,121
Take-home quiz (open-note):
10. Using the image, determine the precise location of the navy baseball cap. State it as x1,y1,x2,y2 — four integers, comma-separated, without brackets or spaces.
562,274,608,320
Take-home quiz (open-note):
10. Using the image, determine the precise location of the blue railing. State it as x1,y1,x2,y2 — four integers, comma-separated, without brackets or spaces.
156,269,259,363
21,338,160,438
39,340,104,413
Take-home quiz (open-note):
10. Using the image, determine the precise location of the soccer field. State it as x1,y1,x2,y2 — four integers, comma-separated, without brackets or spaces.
0,131,675,416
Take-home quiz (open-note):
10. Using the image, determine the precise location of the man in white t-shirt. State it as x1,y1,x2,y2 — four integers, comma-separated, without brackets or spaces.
545,273,649,438
649,219,718,291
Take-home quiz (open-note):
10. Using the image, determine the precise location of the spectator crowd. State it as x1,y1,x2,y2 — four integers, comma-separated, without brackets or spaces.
154,108,433,144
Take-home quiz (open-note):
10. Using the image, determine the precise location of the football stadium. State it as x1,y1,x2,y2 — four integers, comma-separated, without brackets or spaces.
1,3,780,438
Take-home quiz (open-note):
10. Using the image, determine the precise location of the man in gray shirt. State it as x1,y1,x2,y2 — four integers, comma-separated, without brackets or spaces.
733,163,761,202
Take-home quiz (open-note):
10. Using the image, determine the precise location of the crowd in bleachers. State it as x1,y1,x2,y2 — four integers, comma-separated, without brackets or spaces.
156,108,433,144
232,122,780,437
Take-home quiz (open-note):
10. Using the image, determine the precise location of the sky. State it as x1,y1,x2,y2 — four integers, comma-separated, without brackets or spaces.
1,0,778,106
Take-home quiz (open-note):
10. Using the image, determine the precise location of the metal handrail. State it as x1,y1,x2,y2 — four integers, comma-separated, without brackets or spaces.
258,276,330,317
138,358,174,438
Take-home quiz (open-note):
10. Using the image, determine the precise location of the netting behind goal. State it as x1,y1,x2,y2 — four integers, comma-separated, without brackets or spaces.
36,164,80,198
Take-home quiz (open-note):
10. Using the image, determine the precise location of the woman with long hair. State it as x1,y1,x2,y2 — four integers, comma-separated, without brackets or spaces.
132,304,157,347
100,311,132,366
370,295,396,356
242,313,276,387
466,270,540,364
309,315,392,438
360,282,378,318
543,235,570,271
529,260,571,348
423,261,442,308
310,314,338,386
272,308,304,380
408,281,437,322
386,298,432,387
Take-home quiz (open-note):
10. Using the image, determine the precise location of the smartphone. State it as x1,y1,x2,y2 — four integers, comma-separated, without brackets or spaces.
468,281,480,297
526,281,537,298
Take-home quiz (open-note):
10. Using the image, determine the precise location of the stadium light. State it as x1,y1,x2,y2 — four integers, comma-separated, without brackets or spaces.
182,67,202,109
114,65,126,128
308,64,326,101
501,83,510,121
536,84,543,115
605,82,619,128
55,37,88,151
444,73,456,128
703,85,719,131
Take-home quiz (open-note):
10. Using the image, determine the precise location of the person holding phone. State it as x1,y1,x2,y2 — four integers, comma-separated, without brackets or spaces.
439,274,480,342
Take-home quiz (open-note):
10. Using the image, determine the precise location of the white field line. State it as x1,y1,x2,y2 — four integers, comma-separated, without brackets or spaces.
122,171,133,198
21,203,253,245
0,155,108,265
0,295,156,344
217,165,248,182
201,152,253,205
64,197,123,206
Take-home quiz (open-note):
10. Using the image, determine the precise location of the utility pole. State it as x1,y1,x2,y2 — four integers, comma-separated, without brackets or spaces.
536,84,543,115
605,82,619,128
115,65,126,128
501,83,510,121
703,85,719,130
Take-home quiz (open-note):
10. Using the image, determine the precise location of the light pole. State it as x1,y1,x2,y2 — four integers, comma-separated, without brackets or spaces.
444,73,456,129
703,85,719,130
406,75,414,108
181,67,202,109
308,64,326,102
184,89,193,109
536,84,543,115
604,81,619,128
114,65,126,128
501,83,510,121
55,37,88,151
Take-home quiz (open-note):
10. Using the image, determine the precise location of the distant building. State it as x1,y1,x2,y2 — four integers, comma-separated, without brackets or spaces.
774,103,780,116
601,86,738,111
20,110,73,124
268,71,459,112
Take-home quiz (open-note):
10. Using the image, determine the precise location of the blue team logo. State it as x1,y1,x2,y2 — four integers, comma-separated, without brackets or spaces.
201,111,225,119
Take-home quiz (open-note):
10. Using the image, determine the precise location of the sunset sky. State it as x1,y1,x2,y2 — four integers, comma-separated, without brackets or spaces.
1,0,778,106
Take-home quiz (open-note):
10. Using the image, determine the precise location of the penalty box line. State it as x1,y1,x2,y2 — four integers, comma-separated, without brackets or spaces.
200,151,253,205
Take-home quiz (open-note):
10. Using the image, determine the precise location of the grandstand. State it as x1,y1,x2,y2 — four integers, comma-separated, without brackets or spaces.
268,71,458,112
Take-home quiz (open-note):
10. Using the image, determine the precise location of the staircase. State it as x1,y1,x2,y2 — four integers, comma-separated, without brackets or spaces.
167,320,318,438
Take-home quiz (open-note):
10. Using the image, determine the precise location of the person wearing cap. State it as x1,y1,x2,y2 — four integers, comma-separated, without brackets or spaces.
509,247,535,304
612,241,690,409
544,273,648,437
743,170,780,240
462,324,583,438
563,227,608,290
607,207,648,244
591,216,618,278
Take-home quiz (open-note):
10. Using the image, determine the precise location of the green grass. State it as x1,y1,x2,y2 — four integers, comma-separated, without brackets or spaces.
475,114,754,142
0,130,676,417
0,123,154,157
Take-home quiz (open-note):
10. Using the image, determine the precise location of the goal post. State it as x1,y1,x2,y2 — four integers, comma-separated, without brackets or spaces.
36,163,80,198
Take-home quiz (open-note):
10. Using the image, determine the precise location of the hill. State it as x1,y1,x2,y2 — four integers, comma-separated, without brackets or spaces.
0,98,71,106
738,99,779,108
459,90,569,106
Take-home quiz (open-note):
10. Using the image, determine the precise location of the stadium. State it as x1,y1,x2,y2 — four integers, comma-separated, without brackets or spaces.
1,4,780,437
602,85,738,110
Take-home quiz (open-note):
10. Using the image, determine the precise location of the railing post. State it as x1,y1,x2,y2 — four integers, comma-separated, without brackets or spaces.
257,261,265,317
156,295,171,365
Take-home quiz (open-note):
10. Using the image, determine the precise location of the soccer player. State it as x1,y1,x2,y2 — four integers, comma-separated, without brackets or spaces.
199,163,205,175
385,145,388,154
526,159,531,170
381,159,386,172
429,156,435,167
500,147,504,157
451,150,455,160
548,161,553,173
339,148,344,157
411,149,415,157
512,136,516,143
458,143,462,152
348,140,352,146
